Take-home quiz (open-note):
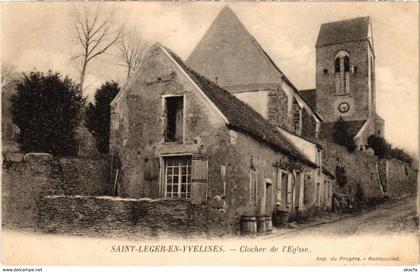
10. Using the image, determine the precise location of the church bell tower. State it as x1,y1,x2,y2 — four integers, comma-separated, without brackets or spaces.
315,17,376,124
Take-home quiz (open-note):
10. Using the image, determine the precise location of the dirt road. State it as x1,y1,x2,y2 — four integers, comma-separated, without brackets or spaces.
280,196,418,237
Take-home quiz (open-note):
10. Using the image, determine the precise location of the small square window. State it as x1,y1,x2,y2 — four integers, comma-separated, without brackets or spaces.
323,69,328,75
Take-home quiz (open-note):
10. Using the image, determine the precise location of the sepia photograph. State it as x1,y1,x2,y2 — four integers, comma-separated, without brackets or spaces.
1,1,418,268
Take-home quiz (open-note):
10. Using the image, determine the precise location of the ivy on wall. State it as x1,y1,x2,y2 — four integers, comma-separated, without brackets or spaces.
335,166,347,187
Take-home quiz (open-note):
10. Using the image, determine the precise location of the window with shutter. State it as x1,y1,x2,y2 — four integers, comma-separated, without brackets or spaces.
164,156,192,199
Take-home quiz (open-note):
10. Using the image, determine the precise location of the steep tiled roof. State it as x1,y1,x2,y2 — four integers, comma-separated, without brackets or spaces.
299,89,317,111
316,17,370,47
186,6,321,123
164,47,316,167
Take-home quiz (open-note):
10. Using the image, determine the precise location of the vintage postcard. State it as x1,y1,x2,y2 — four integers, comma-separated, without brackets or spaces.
1,1,418,267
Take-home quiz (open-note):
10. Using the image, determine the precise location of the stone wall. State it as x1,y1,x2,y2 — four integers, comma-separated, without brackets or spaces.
57,157,112,195
38,195,209,237
2,154,111,228
377,158,387,192
378,158,417,198
318,139,417,210
317,140,385,205
267,89,292,131
301,108,317,138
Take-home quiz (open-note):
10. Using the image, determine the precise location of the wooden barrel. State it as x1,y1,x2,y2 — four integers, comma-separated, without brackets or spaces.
256,215,267,235
265,215,273,234
240,216,257,236
273,210,289,226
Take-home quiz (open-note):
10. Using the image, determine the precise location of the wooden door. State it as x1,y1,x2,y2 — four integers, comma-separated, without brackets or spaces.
265,180,273,216
276,169,288,210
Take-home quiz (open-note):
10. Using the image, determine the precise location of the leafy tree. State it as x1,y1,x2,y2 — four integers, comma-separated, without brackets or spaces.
85,81,120,153
10,71,85,156
332,117,356,152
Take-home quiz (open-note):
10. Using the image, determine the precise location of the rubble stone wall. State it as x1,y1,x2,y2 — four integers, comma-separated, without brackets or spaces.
2,154,111,228
318,140,417,209
38,195,208,237
383,158,417,198
318,140,384,203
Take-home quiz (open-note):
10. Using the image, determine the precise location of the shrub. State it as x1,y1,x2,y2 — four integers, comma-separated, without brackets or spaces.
10,71,85,156
367,135,413,163
85,81,120,153
388,147,413,164
367,135,391,159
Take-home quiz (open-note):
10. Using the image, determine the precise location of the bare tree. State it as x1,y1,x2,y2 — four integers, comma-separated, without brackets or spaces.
117,28,148,81
72,5,123,93
1,63,17,85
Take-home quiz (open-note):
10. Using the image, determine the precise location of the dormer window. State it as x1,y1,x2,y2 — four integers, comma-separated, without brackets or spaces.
334,50,350,95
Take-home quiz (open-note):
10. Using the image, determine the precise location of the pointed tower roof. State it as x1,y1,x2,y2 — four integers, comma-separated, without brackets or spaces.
186,6,286,88
316,16,371,48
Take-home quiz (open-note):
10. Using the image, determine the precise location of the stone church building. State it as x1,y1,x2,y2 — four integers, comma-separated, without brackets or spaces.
109,6,384,233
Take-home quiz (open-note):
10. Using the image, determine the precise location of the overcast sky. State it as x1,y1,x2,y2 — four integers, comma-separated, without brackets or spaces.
2,2,418,156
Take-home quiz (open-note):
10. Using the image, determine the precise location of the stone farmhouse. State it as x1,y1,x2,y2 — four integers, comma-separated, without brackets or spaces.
108,6,388,233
